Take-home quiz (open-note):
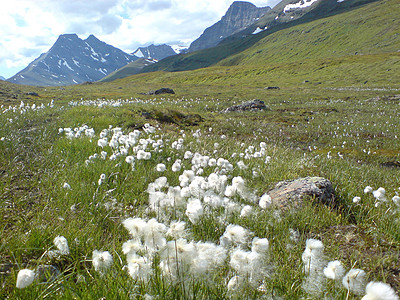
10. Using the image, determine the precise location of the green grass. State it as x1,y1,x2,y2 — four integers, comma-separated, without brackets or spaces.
1,78,399,298
1,0,400,297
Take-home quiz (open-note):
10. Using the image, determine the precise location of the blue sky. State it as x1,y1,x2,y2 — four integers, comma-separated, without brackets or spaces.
0,0,280,79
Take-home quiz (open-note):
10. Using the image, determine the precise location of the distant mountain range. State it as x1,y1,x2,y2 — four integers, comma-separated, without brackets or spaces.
0,76,5,81
8,34,137,86
6,1,269,86
7,34,182,86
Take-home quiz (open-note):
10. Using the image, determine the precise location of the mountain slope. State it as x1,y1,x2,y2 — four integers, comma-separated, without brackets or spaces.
98,58,156,82
133,44,177,61
8,34,137,86
188,1,270,52
218,0,399,66
141,0,380,74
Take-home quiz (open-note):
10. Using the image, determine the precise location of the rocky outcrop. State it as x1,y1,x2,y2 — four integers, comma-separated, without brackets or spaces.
267,177,335,209
223,99,268,112
188,1,270,52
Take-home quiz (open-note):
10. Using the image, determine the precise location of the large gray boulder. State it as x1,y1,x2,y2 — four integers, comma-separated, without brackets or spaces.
223,99,268,112
268,177,335,209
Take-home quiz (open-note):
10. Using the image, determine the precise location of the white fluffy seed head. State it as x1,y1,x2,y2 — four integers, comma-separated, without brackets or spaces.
156,163,166,172
259,193,272,209
92,250,113,273
323,260,345,280
251,237,269,254
362,281,399,300
53,236,70,255
16,269,35,289
342,268,366,295
240,205,253,217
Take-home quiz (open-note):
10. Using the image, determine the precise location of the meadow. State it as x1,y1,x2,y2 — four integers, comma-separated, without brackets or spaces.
0,72,399,299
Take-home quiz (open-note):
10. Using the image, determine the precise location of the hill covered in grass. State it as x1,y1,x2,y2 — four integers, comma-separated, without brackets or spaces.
141,0,397,73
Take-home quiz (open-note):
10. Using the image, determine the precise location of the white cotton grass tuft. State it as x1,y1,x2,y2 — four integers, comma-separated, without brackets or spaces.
259,193,272,209
353,196,361,203
156,163,166,172
323,260,345,280
302,239,324,273
185,198,203,223
166,220,187,239
251,237,269,254
342,268,366,295
392,196,400,207
63,182,71,190
220,224,251,248
301,239,326,296
240,205,253,217
373,187,387,202
361,281,399,300
16,269,35,288
92,250,113,273
364,186,373,193
53,236,70,255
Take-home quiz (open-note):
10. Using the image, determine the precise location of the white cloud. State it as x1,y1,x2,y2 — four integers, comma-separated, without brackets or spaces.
0,0,280,78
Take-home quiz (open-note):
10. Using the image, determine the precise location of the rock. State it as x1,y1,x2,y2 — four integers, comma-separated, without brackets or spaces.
265,86,280,90
267,177,335,209
34,265,60,284
223,99,268,112
381,161,400,168
26,92,39,96
145,88,175,95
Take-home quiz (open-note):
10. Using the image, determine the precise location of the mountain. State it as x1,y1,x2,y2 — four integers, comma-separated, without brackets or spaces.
141,0,381,73
132,44,178,61
0,76,5,81
7,34,137,86
188,1,271,52
98,58,156,82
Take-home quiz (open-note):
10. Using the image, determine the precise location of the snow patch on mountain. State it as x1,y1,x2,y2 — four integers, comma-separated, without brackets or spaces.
283,0,319,13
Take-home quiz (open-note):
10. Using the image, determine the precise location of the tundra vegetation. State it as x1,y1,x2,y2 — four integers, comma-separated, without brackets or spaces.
1,0,400,298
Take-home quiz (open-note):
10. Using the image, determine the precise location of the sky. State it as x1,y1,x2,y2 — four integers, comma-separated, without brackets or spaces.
0,0,281,79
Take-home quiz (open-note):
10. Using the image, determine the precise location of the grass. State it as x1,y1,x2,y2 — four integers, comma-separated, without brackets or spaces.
1,73,399,298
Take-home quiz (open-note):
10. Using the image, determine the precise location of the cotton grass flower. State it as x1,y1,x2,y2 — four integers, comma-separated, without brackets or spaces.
342,268,366,295
302,239,324,273
259,193,272,209
16,269,35,289
53,236,70,255
220,224,250,248
373,187,387,202
240,205,253,217
63,182,71,190
323,260,345,280
156,163,166,172
92,250,113,273
361,281,399,300
353,196,361,203
364,186,373,193
185,198,203,223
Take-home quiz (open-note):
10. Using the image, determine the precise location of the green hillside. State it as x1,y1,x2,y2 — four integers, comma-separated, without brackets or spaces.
219,0,400,66
98,58,155,83
141,0,397,74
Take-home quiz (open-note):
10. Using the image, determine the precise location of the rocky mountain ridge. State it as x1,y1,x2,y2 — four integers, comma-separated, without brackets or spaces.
188,1,270,52
8,34,137,86
133,44,178,61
